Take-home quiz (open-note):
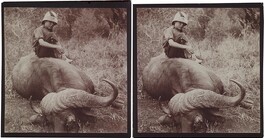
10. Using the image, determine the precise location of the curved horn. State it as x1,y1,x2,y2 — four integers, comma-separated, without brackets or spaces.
168,79,246,114
40,79,118,114
227,79,246,106
99,79,119,106
29,96,43,114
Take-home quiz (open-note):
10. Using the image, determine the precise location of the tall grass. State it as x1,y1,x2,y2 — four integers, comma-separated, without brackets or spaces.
4,8,127,133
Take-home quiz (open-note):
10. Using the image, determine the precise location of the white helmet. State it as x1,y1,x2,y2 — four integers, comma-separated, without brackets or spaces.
172,12,188,25
42,11,58,24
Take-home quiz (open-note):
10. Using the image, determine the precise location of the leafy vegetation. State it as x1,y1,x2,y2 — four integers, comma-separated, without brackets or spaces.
4,8,127,133
137,8,260,133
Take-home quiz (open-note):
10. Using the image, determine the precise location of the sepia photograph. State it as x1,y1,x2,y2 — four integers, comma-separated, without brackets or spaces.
135,4,262,136
2,2,130,136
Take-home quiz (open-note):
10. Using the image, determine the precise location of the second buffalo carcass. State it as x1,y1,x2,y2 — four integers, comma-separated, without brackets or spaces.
142,54,247,133
12,53,119,133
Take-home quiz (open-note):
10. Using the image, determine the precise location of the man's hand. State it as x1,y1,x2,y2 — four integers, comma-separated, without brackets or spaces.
185,45,194,54
56,44,64,54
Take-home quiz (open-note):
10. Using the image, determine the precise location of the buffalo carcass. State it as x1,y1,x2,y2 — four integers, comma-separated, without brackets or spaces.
142,54,247,133
12,53,119,133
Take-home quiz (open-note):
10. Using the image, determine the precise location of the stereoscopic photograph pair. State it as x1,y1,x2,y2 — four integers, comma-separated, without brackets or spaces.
1,1,263,138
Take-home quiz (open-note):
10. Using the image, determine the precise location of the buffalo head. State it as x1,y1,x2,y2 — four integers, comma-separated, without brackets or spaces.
158,79,245,133
12,53,119,132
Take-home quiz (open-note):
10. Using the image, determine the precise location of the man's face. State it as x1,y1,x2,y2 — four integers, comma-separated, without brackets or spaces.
174,21,186,31
44,21,56,30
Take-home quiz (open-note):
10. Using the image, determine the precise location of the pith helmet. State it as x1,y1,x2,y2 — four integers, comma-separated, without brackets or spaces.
42,11,58,24
172,12,188,25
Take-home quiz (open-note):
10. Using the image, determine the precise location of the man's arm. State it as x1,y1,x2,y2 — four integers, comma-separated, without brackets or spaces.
164,27,191,49
168,39,191,49
168,39,194,54
38,39,62,49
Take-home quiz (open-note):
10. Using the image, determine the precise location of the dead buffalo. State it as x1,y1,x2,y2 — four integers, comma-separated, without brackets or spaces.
142,54,247,133
12,53,119,133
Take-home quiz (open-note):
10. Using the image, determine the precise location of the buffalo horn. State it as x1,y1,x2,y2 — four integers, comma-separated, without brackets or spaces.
40,79,118,114
168,79,245,114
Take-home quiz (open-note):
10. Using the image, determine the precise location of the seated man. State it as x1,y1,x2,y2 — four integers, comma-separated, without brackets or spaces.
162,11,202,63
32,11,72,63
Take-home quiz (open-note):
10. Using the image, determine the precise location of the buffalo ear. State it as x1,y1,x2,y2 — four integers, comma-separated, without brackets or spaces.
158,114,173,125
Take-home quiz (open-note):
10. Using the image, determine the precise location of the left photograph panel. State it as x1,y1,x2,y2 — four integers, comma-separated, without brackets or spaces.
2,2,130,137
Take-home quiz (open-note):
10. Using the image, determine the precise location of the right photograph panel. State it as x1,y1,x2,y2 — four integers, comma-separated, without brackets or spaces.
134,4,262,137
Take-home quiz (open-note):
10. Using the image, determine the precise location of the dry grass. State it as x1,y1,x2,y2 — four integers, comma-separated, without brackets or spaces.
4,8,127,133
